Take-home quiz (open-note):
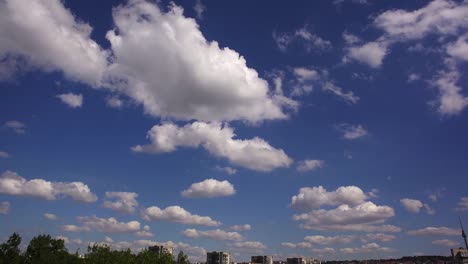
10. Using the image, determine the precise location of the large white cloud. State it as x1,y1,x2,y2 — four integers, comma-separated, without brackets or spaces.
0,0,108,85
0,170,97,203
181,179,235,198
182,228,243,241
103,192,139,214
407,226,460,236
63,215,141,233
141,205,221,226
290,186,368,211
104,0,290,122
132,122,293,171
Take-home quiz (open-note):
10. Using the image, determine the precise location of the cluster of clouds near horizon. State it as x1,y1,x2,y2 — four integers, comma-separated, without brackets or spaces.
1,0,468,261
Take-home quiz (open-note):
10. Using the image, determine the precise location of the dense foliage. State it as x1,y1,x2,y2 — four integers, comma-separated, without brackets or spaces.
0,233,191,264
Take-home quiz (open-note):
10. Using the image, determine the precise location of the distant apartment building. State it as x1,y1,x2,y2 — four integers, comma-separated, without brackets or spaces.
149,245,174,255
451,248,468,264
273,261,286,264
207,251,231,264
251,256,273,264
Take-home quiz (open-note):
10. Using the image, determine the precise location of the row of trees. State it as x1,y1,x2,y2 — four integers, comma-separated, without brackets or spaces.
0,233,190,264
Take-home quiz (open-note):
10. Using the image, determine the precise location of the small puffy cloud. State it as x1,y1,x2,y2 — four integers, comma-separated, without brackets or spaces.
336,124,368,140
63,215,141,233
312,247,336,254
182,228,243,241
361,233,396,242
103,192,139,214
293,67,320,82
193,0,206,20
447,34,468,61
56,93,83,108
132,122,292,172
273,26,331,52
0,201,10,214
0,151,9,158
344,41,388,68
3,120,26,134
323,82,360,104
182,179,235,198
229,241,267,250
0,170,97,203
281,242,312,249
373,0,468,41
44,213,57,220
0,0,108,85
229,224,251,232
291,185,368,210
456,197,468,211
214,166,237,175
400,198,424,213
135,225,154,238
340,243,394,254
304,235,355,245
433,70,468,115
408,226,460,236
296,159,324,172
141,205,221,226
105,96,124,109
432,239,460,247
105,1,289,123
408,73,421,83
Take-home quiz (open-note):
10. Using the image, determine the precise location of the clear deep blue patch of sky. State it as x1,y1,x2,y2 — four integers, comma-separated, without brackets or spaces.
1,0,468,261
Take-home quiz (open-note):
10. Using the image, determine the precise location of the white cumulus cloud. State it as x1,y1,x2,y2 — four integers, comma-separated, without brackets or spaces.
296,159,324,172
63,215,141,233
400,198,424,213
103,192,139,214
104,0,289,123
291,185,368,210
132,122,293,172
182,179,235,198
44,213,57,220
336,124,368,140
141,205,221,226
0,0,108,85
0,170,97,203
56,93,83,108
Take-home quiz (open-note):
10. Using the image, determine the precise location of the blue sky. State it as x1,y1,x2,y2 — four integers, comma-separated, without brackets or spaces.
1,0,468,261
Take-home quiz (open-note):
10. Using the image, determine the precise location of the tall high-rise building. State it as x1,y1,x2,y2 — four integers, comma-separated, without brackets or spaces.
207,251,231,264
149,245,174,255
251,256,273,264
287,258,305,264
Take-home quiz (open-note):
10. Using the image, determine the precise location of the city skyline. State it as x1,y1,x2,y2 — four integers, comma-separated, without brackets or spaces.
1,0,468,262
